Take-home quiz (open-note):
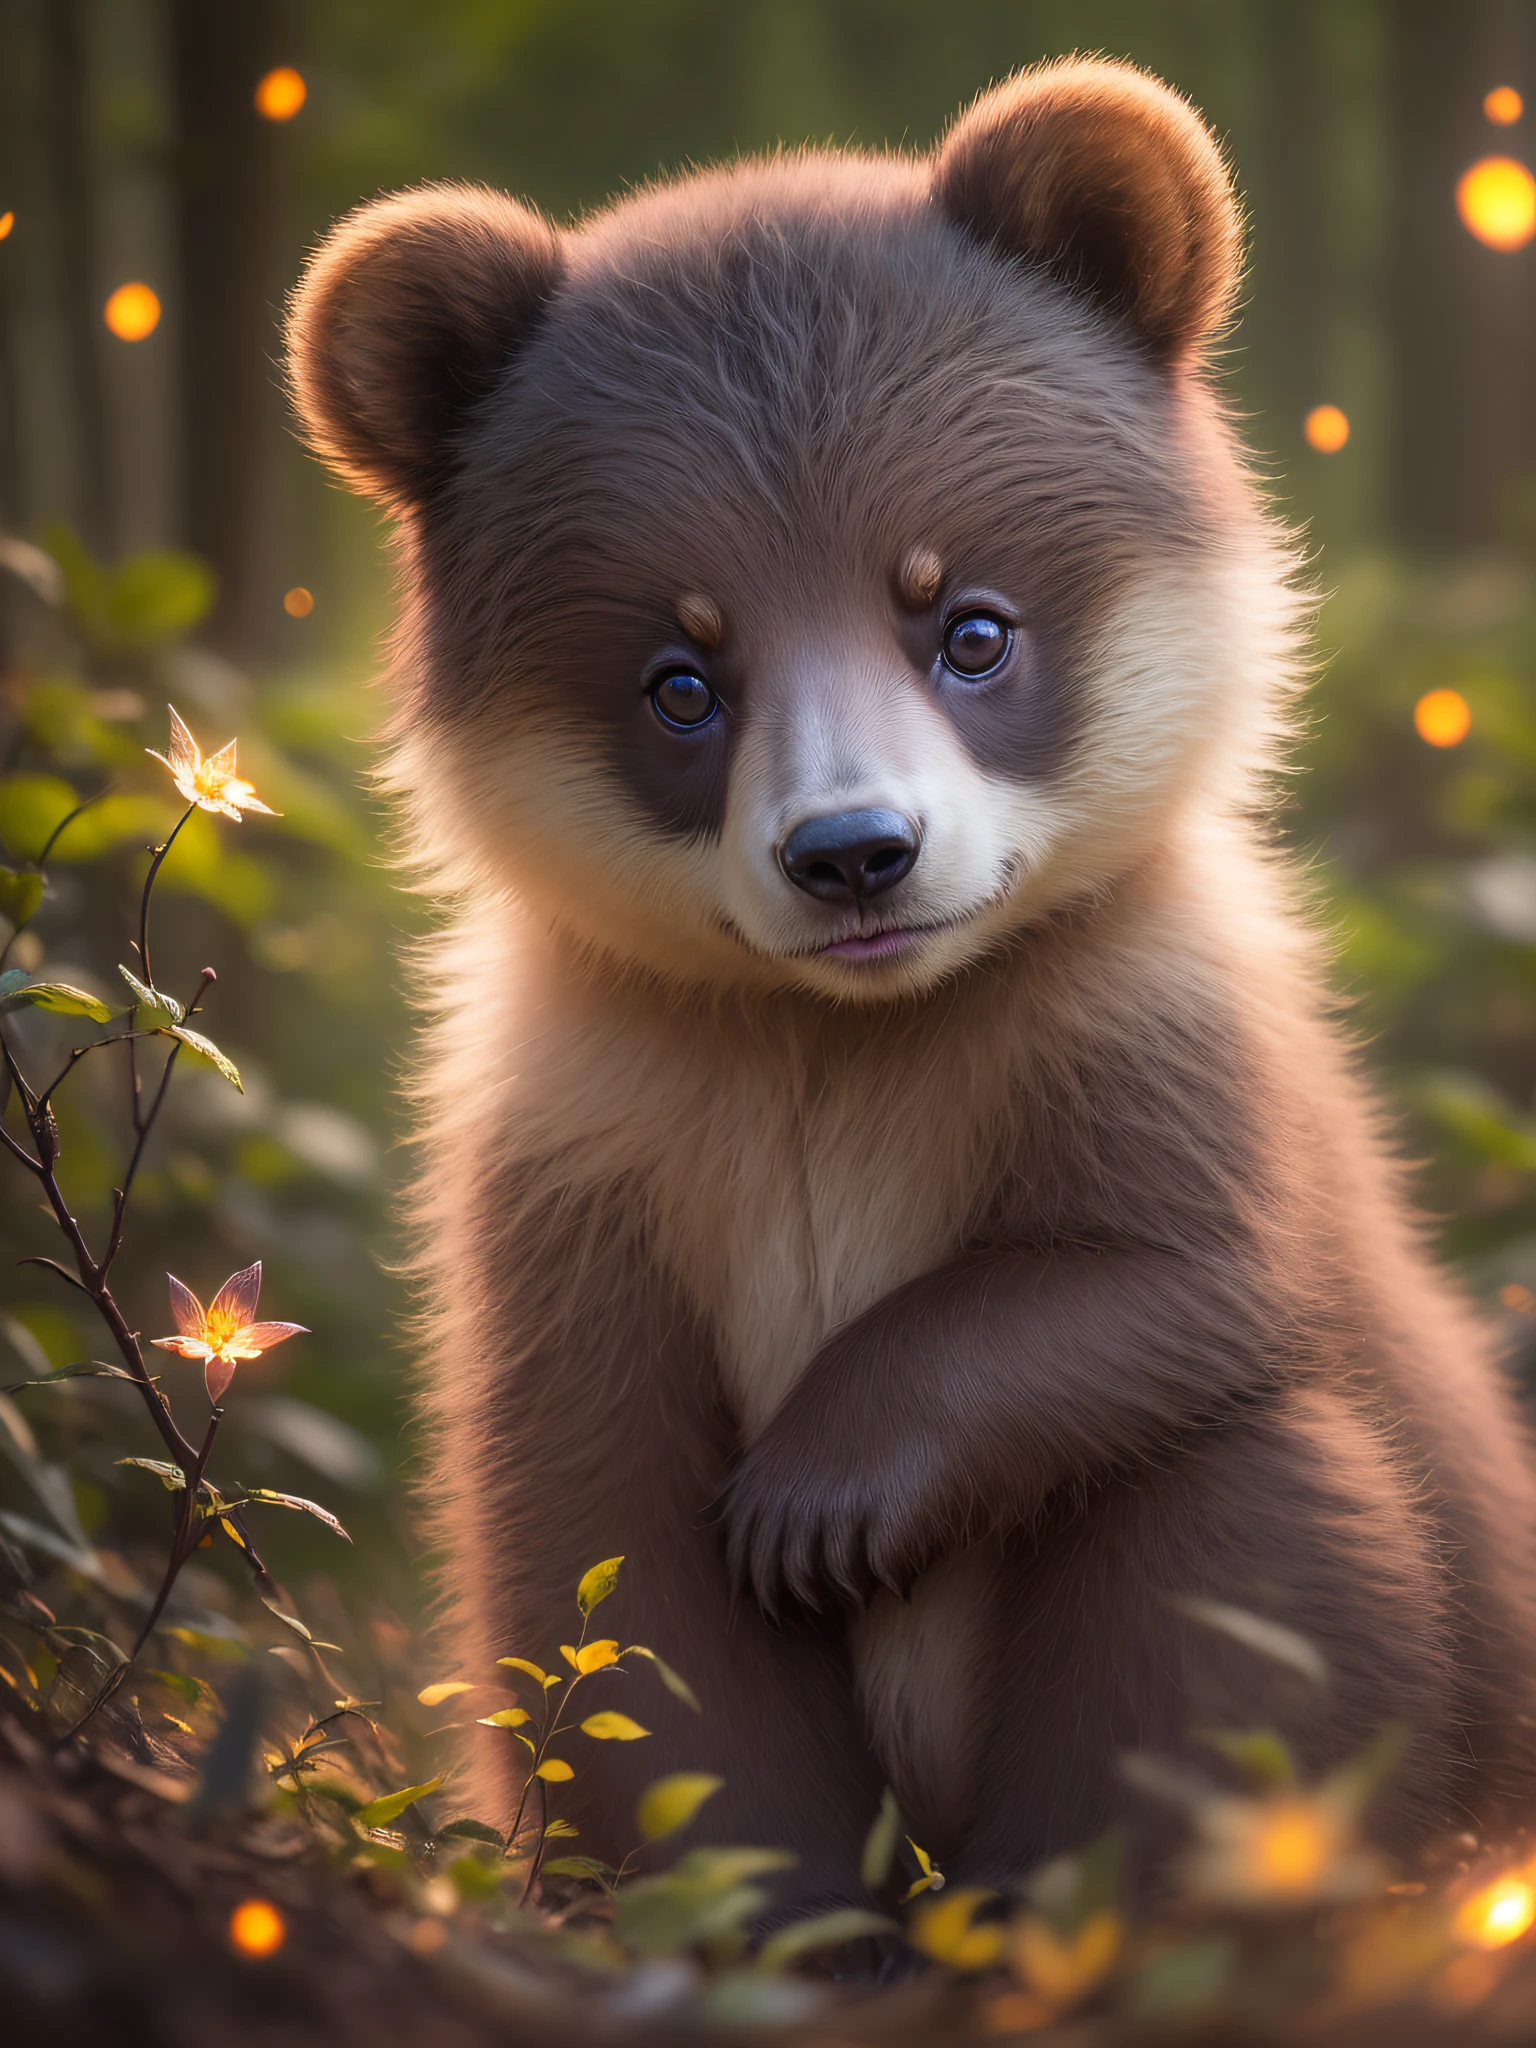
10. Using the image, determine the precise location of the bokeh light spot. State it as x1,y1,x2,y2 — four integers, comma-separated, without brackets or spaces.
1414,689,1472,748
1457,156,1536,249
1502,1283,1536,1314
1485,86,1524,127
255,67,306,121
0,212,13,242
104,283,161,341
1456,1874,1536,1950
229,1897,286,1957
1305,404,1350,453
283,586,314,618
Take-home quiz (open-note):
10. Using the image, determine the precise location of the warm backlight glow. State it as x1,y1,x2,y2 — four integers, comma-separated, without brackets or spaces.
1305,404,1350,453
229,1898,286,1956
104,283,161,341
1502,1283,1536,1314
1457,1875,1536,1950
1251,1804,1333,1894
1485,86,1524,126
283,586,314,617
1414,688,1472,748
255,67,306,121
1457,156,1536,249
0,212,13,241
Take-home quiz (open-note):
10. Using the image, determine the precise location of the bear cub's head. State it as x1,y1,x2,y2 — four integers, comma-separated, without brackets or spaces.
289,60,1282,1002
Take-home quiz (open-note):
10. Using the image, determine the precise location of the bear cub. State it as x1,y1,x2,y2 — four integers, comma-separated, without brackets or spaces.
287,59,1536,1906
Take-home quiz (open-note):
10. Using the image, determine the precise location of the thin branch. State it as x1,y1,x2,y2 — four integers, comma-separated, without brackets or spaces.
136,803,196,990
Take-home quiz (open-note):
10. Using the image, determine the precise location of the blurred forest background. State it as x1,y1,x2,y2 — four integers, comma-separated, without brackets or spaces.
1,0,1535,1646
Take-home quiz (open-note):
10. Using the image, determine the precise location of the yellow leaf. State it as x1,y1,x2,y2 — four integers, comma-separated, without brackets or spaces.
910,1887,1003,1972
636,1772,725,1842
534,1758,574,1782
580,1711,649,1742
577,1556,624,1615
417,1681,474,1707
477,1707,531,1728
575,1638,620,1674
543,1819,580,1840
900,1835,946,1900
1011,1911,1123,2006
496,1656,549,1685
560,1645,580,1670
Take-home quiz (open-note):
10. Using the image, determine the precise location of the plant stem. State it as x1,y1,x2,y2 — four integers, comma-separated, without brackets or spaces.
137,803,196,989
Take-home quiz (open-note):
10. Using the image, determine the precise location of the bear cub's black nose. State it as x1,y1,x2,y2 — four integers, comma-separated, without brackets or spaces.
779,808,921,902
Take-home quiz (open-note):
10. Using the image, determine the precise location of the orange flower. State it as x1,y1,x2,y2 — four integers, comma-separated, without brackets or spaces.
152,1262,306,1402
147,705,278,822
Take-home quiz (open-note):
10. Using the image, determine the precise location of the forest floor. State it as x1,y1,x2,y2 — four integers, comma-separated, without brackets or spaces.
9,1708,1536,2048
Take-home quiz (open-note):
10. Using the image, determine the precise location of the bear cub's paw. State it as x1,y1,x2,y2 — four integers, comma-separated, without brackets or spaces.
718,1388,958,1620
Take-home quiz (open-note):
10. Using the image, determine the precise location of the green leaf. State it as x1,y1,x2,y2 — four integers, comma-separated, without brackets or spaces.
542,1855,615,1883
1199,1728,1297,1788
244,1487,350,1541
477,1707,531,1728
625,1644,701,1711
533,1757,574,1782
0,775,80,862
101,549,216,650
436,1818,504,1848
636,1772,724,1842
116,1456,186,1491
168,1025,242,1091
757,1908,896,1972
352,1776,443,1829
577,1555,623,1615
118,964,183,1025
861,1787,901,1890
8,981,113,1022
145,1667,204,1708
0,870,44,930
580,1711,649,1742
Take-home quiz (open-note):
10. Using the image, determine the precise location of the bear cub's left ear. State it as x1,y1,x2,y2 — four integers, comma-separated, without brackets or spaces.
286,183,564,509
932,59,1242,368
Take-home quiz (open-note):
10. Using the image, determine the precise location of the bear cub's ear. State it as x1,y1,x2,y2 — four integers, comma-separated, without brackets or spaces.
933,60,1242,367
286,183,564,508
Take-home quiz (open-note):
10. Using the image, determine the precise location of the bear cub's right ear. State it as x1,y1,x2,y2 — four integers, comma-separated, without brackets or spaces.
286,183,564,509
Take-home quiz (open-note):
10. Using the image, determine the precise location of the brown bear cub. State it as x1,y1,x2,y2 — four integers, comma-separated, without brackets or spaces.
288,60,1536,1905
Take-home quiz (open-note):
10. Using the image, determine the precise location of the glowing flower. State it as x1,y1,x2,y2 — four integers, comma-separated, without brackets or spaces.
152,1262,306,1402
148,705,278,822
1184,1792,1386,1907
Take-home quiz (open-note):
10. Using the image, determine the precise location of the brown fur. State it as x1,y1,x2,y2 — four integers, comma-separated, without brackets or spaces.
286,60,1536,1909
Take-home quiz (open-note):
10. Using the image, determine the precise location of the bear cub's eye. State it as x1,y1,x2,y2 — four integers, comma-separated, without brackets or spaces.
650,670,719,730
942,611,1011,679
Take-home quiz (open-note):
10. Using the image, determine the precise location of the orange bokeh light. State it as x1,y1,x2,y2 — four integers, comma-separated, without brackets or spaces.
0,212,13,242
283,586,314,618
1485,86,1524,127
255,67,306,121
1414,689,1472,748
1457,156,1536,249
104,283,161,341
229,1897,287,1957
1456,1874,1536,1950
1305,405,1350,454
